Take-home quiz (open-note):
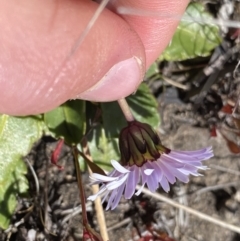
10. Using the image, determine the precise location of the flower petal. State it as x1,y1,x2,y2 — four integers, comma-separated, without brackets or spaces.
145,162,160,191
101,190,110,204
159,175,170,192
90,173,118,182
111,160,130,174
87,145,213,210
106,173,129,190
171,147,212,156
135,183,145,196
124,166,140,199
111,184,125,210
106,189,118,210
87,185,107,201
164,162,189,183
157,157,176,184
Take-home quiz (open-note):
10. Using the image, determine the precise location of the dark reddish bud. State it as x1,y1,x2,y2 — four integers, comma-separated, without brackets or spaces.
119,121,170,167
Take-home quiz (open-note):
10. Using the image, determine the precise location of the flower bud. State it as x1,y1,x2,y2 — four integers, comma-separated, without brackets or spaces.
119,121,170,166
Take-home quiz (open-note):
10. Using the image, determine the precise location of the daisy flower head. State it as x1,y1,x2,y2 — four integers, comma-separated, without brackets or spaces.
88,121,213,210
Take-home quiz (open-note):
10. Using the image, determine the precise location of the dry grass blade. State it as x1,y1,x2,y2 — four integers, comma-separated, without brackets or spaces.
117,7,240,29
51,0,111,86
138,186,240,234
25,158,39,195
162,76,190,90
209,164,240,176
43,160,50,234
68,0,111,58
195,181,240,195
82,138,110,241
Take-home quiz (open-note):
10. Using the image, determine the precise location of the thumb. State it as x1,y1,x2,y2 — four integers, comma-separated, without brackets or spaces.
0,0,145,115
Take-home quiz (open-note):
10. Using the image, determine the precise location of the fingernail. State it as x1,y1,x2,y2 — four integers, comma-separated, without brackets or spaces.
76,56,143,101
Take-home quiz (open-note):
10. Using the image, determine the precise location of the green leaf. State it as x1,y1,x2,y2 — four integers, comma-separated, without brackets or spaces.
100,103,127,139
87,126,120,171
44,100,86,145
145,62,159,79
160,2,222,61
0,115,44,229
101,83,160,138
128,83,160,127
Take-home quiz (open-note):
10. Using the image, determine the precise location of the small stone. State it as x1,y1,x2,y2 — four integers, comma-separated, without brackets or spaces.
27,229,36,241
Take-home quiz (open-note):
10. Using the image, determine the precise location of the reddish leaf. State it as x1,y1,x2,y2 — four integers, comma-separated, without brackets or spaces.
138,236,153,241
138,234,177,241
230,28,240,39
51,139,64,170
221,104,233,114
210,126,217,137
220,131,240,154
83,231,94,241
83,228,103,241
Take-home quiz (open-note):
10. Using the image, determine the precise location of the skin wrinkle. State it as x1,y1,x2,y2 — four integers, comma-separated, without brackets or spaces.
2,19,61,100
0,0,189,115
4,3,141,113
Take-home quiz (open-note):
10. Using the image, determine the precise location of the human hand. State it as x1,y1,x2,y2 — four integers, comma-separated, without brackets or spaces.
0,0,189,115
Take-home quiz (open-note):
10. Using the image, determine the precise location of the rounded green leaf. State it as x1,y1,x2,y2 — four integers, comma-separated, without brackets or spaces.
160,2,222,61
0,115,44,229
44,100,86,145
128,83,160,127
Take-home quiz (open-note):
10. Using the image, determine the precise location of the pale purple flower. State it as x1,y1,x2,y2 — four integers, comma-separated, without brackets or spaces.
88,147,213,210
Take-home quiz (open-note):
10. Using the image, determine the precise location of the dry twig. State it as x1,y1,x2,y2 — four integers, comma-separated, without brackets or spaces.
138,186,240,234
82,138,110,241
162,76,190,90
